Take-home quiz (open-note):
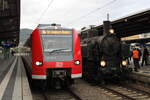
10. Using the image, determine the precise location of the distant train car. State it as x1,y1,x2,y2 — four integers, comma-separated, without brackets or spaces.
81,23,132,83
25,24,82,88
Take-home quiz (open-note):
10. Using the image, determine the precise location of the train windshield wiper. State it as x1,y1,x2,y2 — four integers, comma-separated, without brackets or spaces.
44,48,71,54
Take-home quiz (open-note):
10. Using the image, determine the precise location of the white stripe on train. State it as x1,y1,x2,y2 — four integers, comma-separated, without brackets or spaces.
32,73,82,79
32,75,46,79
71,73,82,78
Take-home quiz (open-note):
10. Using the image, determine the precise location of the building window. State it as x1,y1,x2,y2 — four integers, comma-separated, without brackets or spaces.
0,0,8,11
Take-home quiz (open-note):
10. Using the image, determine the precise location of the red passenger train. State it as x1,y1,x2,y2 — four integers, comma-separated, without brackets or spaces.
26,24,82,87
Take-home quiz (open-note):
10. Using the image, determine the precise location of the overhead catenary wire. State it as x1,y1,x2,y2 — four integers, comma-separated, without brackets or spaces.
66,0,117,25
36,0,54,24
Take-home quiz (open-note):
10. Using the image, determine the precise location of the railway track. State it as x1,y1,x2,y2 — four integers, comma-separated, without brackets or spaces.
32,79,150,100
41,92,49,100
99,84,150,100
39,88,82,100
67,88,82,100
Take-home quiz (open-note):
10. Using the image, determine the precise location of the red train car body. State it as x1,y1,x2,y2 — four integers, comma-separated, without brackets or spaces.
30,24,82,85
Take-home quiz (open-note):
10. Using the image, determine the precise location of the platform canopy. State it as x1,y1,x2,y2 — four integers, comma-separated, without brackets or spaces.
83,9,150,38
124,38,150,44
0,0,20,46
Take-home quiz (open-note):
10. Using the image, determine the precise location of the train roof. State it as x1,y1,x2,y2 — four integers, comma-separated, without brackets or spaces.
37,24,72,30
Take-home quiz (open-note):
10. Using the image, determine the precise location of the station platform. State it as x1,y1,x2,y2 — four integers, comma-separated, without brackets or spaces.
0,57,33,100
129,60,150,84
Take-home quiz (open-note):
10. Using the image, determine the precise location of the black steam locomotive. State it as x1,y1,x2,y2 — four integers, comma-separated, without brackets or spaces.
81,21,132,83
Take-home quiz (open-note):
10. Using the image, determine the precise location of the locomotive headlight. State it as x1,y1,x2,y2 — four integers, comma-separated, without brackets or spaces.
109,29,114,34
122,60,127,66
100,61,106,67
74,60,80,65
35,61,43,66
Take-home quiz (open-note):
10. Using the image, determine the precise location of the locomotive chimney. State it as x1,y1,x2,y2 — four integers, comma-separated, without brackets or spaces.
103,20,111,35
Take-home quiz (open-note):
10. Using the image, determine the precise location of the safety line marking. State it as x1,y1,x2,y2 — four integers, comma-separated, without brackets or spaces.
12,58,22,100
0,57,17,100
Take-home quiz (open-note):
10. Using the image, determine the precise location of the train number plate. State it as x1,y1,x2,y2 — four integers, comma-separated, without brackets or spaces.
56,62,63,67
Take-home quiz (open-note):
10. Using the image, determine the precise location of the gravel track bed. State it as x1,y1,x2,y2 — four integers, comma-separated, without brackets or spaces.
45,90,76,100
70,79,118,100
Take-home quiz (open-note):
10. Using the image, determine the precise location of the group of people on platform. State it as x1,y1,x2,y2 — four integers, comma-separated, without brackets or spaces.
131,46,149,72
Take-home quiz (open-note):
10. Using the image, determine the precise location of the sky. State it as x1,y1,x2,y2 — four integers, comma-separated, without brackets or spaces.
20,0,150,30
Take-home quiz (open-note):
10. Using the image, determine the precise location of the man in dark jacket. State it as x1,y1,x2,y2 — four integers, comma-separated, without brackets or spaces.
141,47,149,66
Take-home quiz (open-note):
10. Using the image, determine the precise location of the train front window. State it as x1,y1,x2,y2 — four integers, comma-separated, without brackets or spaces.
41,34,73,61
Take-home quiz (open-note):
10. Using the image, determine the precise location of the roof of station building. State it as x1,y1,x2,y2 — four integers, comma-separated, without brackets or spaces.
82,9,150,38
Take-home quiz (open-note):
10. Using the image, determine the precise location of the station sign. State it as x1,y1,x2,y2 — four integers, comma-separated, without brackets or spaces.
1,43,14,47
40,30,72,35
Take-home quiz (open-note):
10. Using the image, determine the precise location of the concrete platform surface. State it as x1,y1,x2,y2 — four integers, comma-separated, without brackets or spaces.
0,57,33,100
129,65,150,84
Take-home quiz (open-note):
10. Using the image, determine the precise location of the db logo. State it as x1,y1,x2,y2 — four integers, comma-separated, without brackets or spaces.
56,62,63,67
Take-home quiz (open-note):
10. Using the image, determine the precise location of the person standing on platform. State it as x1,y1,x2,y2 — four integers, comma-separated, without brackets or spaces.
141,46,149,66
11,49,15,56
132,47,142,72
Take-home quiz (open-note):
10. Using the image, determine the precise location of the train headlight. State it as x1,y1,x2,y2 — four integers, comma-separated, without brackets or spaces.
100,61,106,67
74,60,80,65
35,61,43,66
122,60,127,66
109,29,114,34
